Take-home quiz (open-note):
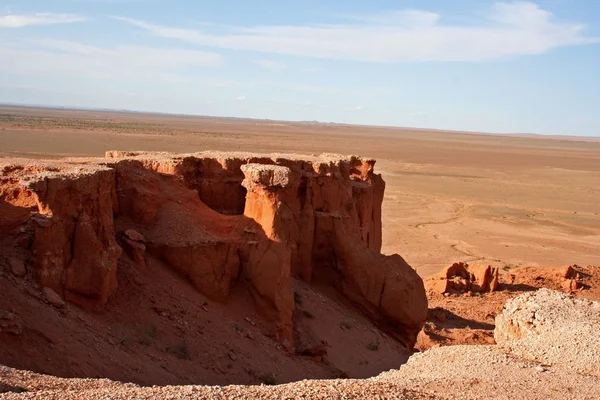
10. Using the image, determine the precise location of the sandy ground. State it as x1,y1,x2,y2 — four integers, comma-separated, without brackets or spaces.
2,106,598,277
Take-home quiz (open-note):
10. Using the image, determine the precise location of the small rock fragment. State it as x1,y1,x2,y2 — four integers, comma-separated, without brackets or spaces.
124,229,145,242
43,287,65,308
9,258,26,277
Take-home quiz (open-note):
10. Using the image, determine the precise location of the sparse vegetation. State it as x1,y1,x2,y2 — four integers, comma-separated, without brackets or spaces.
302,310,315,319
117,328,131,346
294,291,303,305
366,339,380,351
139,323,158,346
233,323,244,333
11,387,28,393
260,373,277,385
0,113,237,137
166,340,191,360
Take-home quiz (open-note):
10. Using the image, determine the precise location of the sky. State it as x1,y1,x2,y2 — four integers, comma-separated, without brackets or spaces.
0,1,599,136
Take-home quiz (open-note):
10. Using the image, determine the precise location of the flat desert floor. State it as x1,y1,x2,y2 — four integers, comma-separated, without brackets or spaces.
1,105,599,277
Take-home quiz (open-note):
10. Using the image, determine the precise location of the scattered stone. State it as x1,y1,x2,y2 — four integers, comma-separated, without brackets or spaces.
43,287,65,308
124,229,145,242
228,351,237,361
9,258,26,277
0,311,22,335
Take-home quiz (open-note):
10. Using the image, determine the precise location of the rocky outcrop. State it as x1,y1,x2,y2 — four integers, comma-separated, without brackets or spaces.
1,161,121,309
0,151,427,349
425,262,499,294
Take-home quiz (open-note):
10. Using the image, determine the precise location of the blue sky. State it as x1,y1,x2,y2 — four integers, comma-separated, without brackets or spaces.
1,1,599,135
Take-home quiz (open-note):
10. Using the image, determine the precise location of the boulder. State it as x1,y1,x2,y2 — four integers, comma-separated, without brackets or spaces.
495,288,600,376
9,258,26,277
426,262,499,294
43,287,66,308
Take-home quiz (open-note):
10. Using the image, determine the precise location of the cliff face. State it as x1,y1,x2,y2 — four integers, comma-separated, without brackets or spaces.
1,163,120,309
1,151,427,349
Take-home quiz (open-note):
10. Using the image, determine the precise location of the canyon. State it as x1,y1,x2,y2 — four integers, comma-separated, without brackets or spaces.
1,150,427,386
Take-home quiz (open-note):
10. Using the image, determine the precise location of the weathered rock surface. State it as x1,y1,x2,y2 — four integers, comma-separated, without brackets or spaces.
0,151,427,349
1,161,121,309
425,262,499,294
0,311,22,335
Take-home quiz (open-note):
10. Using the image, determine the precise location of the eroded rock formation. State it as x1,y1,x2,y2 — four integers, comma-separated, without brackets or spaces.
0,151,427,349
425,262,499,294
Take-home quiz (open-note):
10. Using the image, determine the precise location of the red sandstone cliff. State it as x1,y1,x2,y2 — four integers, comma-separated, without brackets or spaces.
1,152,427,351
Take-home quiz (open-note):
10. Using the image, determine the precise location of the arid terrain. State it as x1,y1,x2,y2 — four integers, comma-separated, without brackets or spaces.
2,106,599,277
1,105,600,399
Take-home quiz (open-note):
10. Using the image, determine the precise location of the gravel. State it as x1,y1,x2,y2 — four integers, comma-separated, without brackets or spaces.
495,288,600,376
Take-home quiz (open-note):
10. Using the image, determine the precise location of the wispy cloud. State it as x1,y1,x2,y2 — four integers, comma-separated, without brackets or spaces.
336,9,440,27
235,95,246,101
30,39,114,55
0,39,223,80
0,13,85,28
254,59,286,71
302,66,324,73
115,2,598,62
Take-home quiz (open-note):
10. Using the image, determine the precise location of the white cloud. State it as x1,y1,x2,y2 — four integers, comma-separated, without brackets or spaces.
30,39,114,55
115,2,598,62
354,105,363,110
254,59,286,71
0,13,85,28
0,39,223,80
236,95,246,101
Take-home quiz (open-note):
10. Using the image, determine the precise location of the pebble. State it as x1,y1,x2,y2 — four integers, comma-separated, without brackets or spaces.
43,287,66,308
9,258,26,277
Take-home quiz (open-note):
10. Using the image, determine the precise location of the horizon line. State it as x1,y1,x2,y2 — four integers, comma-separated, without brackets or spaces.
1,102,599,142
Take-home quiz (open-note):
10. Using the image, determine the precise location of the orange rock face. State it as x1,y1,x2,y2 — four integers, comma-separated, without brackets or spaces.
1,162,121,309
0,151,428,349
425,262,500,294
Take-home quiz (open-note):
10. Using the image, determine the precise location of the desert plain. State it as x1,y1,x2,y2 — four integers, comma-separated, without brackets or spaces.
2,105,599,277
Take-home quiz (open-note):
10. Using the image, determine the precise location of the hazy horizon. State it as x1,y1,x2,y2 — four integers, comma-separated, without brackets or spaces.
4,102,600,142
